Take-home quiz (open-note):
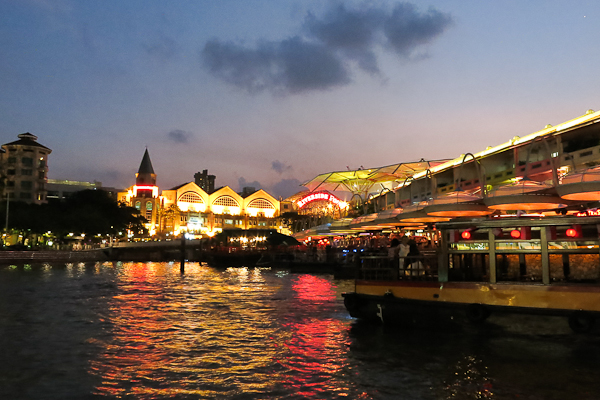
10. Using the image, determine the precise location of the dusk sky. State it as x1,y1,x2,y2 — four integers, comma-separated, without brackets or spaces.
1,1,599,199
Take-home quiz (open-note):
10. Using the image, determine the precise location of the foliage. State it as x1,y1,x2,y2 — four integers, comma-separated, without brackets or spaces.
0,189,146,242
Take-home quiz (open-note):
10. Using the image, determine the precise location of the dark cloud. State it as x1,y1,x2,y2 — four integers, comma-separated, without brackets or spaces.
303,5,384,74
271,160,292,174
238,177,262,191
384,3,453,56
202,37,349,94
167,129,191,143
271,178,305,199
201,2,453,94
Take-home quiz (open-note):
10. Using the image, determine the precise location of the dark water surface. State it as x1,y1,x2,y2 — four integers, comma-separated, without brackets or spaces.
1,262,599,399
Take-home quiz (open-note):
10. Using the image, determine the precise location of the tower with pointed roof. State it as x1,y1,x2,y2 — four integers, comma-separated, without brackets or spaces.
136,148,156,187
117,149,160,235
1,132,52,204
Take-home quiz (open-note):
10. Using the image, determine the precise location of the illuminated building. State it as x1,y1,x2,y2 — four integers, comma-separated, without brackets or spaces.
161,183,281,236
118,149,160,234
0,132,51,204
119,150,282,237
296,108,600,238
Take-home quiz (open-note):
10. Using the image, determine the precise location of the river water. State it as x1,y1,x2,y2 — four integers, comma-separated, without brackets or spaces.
1,261,599,400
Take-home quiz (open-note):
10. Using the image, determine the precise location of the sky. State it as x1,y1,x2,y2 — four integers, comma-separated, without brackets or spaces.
1,0,600,199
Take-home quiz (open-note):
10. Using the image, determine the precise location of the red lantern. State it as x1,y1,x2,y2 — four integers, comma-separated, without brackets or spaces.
510,229,521,239
566,225,582,238
461,230,472,240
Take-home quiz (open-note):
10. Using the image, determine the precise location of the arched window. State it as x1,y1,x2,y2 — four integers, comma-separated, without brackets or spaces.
178,191,204,204
146,201,153,210
247,198,275,209
135,201,141,210
213,195,240,207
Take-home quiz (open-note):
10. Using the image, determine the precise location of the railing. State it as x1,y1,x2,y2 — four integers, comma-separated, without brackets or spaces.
358,252,439,281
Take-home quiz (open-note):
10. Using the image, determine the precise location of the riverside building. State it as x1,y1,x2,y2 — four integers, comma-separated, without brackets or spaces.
118,150,282,237
0,132,51,204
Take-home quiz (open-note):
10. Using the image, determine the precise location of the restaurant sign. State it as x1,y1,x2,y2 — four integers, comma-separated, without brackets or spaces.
296,192,345,209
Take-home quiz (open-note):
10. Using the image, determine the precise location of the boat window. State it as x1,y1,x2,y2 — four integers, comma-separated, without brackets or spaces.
448,254,489,282
496,241,541,250
450,242,489,251
549,253,600,282
548,241,599,250
496,254,543,282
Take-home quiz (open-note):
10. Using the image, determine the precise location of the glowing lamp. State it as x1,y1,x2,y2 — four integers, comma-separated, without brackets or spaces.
461,230,472,240
566,225,582,238
510,229,521,239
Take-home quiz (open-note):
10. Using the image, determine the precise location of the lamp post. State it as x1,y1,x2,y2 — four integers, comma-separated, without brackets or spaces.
3,192,8,248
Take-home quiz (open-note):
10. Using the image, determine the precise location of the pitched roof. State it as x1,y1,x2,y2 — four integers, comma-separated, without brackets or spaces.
137,149,155,175
3,132,51,151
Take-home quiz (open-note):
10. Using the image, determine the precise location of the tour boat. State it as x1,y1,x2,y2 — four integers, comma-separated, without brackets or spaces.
343,213,600,333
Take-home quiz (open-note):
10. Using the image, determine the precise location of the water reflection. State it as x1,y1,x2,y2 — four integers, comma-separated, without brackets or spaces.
2,262,600,399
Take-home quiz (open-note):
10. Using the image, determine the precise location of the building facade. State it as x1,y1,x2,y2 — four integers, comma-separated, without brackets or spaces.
1,132,51,204
119,150,282,237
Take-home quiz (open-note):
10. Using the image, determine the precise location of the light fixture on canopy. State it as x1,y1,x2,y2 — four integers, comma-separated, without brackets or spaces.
484,180,568,211
425,153,493,217
557,166,600,201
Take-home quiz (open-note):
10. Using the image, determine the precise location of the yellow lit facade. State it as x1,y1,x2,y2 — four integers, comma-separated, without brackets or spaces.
118,156,283,237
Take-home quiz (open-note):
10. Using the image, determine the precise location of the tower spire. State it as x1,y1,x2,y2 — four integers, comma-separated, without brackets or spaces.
136,148,156,186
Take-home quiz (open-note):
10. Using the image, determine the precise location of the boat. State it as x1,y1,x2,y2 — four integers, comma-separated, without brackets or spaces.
343,213,600,333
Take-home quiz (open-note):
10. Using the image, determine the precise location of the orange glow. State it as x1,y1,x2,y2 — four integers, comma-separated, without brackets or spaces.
461,231,471,240
510,229,521,239
560,191,600,201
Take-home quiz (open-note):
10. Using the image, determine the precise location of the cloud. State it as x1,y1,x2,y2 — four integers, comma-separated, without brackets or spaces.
271,178,305,199
167,129,191,144
271,160,292,174
238,177,262,192
201,2,453,94
202,37,349,94
383,3,453,56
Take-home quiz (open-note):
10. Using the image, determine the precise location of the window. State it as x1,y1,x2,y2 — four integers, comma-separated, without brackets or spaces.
213,195,240,207
146,201,153,210
21,169,32,176
247,198,275,209
22,157,33,166
178,192,203,203
21,181,33,190
6,181,14,187
7,157,16,164
38,171,45,179
7,169,15,175
38,159,46,168
135,201,141,210
20,192,32,199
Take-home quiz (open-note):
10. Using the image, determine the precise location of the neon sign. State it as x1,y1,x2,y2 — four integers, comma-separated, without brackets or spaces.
296,192,346,209
576,210,600,217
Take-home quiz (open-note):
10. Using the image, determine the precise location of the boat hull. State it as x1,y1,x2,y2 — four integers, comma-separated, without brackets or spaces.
344,280,600,332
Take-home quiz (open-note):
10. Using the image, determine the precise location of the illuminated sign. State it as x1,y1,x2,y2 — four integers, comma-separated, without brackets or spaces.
133,185,159,198
576,210,600,217
296,192,347,209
